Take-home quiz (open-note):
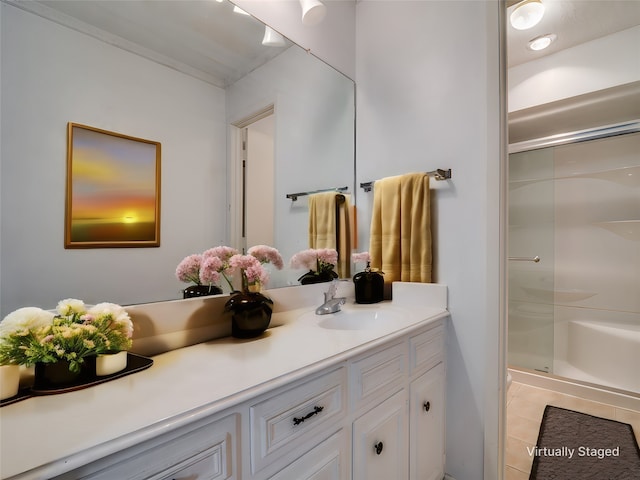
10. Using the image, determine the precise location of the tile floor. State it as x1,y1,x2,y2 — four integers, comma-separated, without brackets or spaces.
505,381,640,480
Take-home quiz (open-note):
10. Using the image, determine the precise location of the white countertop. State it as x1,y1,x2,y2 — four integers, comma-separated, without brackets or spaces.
0,290,447,480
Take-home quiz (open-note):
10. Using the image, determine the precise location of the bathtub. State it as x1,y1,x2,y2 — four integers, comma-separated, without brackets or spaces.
564,320,640,393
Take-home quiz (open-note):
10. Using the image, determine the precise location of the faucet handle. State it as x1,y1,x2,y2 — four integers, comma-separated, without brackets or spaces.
324,279,338,300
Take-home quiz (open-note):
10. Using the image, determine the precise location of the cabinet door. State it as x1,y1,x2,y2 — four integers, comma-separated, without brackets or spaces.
268,430,349,480
409,363,445,480
352,391,408,480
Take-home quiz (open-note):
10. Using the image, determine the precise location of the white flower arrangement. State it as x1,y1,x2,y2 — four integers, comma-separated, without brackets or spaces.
0,299,133,373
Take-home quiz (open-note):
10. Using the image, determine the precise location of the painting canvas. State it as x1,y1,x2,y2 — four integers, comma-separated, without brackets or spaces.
65,123,161,248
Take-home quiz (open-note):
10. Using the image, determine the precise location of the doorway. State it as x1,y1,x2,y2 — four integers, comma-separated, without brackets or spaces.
231,105,275,253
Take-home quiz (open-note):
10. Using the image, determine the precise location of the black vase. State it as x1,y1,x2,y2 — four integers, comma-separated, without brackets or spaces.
33,356,96,389
183,284,223,299
353,270,385,304
224,292,274,339
298,270,339,285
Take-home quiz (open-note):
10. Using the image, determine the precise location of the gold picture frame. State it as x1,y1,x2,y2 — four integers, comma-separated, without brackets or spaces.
65,123,161,248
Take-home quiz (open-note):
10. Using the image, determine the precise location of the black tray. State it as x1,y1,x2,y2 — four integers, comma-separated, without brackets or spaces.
1,353,153,407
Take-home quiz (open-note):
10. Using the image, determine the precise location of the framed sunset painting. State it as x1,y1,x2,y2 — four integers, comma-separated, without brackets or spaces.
65,123,161,248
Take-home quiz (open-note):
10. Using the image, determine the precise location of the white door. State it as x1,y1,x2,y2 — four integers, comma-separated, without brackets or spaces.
352,391,408,480
410,363,445,480
244,114,275,249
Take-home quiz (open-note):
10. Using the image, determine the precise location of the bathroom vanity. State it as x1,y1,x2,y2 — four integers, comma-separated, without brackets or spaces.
0,283,448,480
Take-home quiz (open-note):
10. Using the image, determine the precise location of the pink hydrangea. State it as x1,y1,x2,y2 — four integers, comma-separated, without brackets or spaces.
289,248,338,274
289,249,320,270
175,254,202,284
200,255,223,285
203,246,239,262
248,245,284,269
316,248,338,266
229,254,268,290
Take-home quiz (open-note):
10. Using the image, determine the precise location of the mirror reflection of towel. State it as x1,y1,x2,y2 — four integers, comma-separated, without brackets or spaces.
308,192,352,277
369,173,432,284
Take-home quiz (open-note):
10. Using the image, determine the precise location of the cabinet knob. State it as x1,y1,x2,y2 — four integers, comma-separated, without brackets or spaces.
423,401,431,412
374,441,384,455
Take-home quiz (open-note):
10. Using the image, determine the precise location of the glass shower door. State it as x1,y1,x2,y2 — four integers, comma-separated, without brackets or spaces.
508,148,555,373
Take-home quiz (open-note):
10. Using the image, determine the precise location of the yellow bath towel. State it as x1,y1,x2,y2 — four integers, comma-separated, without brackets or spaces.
308,192,352,277
369,173,432,284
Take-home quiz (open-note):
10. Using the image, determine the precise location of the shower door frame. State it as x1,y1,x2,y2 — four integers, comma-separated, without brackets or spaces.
507,119,640,390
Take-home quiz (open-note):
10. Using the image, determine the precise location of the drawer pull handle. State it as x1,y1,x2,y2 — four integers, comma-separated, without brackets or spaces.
374,441,384,455
423,401,431,412
293,405,324,426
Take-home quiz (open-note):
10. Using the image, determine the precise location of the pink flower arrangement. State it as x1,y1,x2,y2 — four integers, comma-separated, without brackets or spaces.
290,248,338,275
176,245,283,293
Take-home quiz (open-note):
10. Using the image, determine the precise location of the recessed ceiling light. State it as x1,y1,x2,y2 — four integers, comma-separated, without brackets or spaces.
527,33,557,51
510,0,545,31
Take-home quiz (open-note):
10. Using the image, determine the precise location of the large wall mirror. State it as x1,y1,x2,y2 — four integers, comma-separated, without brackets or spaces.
0,0,355,316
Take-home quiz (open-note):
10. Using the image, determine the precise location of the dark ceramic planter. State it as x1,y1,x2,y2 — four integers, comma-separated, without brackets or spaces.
183,284,223,299
298,270,338,285
224,292,274,339
33,357,96,389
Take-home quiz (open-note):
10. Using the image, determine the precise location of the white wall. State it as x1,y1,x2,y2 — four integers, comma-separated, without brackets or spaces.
0,4,228,315
509,26,640,112
355,1,503,478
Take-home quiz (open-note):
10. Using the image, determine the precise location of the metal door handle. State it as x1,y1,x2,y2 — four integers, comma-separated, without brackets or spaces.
508,256,540,263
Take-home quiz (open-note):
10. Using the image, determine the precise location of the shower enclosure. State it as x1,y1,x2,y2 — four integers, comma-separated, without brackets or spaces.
508,122,640,395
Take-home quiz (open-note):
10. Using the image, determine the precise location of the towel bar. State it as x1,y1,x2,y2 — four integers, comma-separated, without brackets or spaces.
286,186,349,201
360,168,452,192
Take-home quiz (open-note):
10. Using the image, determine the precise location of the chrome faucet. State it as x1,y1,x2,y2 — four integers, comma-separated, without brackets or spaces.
315,280,346,315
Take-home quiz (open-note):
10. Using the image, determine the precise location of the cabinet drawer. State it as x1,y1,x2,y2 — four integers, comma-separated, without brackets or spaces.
250,367,347,475
409,323,444,377
151,442,231,480
58,414,239,480
350,342,406,412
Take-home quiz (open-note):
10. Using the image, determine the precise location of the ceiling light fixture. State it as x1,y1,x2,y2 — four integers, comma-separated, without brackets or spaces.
262,26,286,47
527,33,556,51
510,0,545,30
233,5,250,16
299,0,326,26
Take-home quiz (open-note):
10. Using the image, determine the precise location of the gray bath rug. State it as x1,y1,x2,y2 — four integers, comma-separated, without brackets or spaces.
529,405,640,480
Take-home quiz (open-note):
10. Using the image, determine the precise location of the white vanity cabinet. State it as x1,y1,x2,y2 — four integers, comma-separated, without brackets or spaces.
43,317,445,480
350,320,445,480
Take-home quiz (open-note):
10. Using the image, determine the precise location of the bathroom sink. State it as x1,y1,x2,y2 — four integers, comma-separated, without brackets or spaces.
315,307,403,330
